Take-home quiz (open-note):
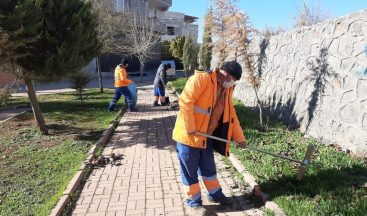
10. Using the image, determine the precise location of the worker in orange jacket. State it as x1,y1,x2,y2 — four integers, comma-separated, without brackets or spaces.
172,61,246,208
108,59,137,112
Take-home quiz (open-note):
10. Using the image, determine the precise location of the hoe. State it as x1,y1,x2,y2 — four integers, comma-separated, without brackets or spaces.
196,132,315,181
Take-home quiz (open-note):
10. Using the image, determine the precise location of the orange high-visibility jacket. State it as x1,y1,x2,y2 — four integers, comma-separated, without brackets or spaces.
172,69,246,156
114,65,133,87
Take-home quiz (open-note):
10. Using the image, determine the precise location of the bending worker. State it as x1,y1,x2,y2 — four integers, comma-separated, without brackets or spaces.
172,61,247,208
108,59,137,112
153,63,170,106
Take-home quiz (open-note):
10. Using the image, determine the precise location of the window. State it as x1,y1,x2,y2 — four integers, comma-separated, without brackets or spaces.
167,26,175,35
126,0,130,11
115,0,123,12
116,0,130,12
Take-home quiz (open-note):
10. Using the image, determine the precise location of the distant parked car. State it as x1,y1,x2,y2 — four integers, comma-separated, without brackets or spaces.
161,60,176,79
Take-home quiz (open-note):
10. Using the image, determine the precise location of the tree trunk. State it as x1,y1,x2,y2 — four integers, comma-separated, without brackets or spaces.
96,56,103,93
79,90,83,104
254,87,264,131
24,78,48,134
139,62,144,83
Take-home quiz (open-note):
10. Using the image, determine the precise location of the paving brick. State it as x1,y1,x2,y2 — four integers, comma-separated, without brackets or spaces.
108,200,126,207
85,213,106,216
105,212,116,216
125,210,145,215
98,202,109,212
126,200,136,210
106,204,126,211
87,203,99,213
73,205,89,214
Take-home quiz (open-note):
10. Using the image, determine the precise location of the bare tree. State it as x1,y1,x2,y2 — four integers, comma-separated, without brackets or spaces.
123,14,161,82
256,25,286,38
212,0,234,64
92,0,131,93
93,1,161,83
294,0,331,28
213,0,267,130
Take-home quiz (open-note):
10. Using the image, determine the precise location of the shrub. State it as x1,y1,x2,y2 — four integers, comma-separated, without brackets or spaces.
69,72,92,103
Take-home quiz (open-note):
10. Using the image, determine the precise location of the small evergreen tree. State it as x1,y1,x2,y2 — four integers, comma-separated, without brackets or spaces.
69,71,92,104
199,8,213,70
0,0,100,133
170,36,186,61
182,37,198,78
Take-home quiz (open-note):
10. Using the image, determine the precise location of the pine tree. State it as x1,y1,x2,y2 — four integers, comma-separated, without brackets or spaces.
0,0,101,133
170,36,186,61
199,8,213,70
182,37,198,78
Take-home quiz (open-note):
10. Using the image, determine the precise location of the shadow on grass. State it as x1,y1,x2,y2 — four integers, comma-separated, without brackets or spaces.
47,123,104,142
39,100,119,113
260,165,367,214
199,194,261,215
234,98,367,215
35,99,118,142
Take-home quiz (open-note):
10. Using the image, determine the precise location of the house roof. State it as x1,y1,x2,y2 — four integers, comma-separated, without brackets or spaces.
184,15,198,23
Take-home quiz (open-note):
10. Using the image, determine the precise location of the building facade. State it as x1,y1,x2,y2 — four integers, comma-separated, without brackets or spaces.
159,11,199,42
113,1,198,42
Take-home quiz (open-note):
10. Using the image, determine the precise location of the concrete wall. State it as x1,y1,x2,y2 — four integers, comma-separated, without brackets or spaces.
213,9,367,157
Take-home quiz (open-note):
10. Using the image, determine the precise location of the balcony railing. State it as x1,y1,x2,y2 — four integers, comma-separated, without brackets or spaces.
149,0,172,11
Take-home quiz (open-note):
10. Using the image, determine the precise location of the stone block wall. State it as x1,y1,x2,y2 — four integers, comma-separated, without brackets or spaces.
213,9,367,156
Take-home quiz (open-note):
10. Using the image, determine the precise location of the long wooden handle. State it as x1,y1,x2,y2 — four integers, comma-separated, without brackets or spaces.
196,132,307,165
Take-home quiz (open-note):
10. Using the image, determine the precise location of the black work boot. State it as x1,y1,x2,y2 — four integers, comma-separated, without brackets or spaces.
208,195,233,206
153,101,160,106
161,101,169,106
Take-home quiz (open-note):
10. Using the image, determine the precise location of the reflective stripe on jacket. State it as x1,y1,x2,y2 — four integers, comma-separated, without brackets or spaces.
114,65,133,87
172,69,246,156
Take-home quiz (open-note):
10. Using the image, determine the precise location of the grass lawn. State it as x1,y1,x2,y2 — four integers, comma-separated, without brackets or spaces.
170,80,367,216
168,77,186,95
0,89,119,216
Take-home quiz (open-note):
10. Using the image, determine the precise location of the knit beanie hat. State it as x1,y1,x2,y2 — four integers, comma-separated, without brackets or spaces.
164,63,171,69
121,58,129,66
220,61,242,80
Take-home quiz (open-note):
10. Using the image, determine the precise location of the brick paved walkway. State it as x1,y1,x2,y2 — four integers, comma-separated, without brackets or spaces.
72,84,263,216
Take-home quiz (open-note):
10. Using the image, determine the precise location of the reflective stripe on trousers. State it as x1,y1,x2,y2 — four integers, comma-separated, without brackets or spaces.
176,139,224,201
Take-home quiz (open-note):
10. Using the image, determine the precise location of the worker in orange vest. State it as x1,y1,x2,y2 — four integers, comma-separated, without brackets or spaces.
108,59,137,112
172,61,247,208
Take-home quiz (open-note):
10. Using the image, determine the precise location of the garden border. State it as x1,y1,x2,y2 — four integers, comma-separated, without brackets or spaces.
49,110,123,216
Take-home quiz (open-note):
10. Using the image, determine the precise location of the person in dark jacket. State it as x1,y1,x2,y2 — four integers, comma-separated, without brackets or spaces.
153,63,171,106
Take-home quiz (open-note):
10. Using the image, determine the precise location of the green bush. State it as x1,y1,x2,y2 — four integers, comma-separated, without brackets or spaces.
69,72,92,103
